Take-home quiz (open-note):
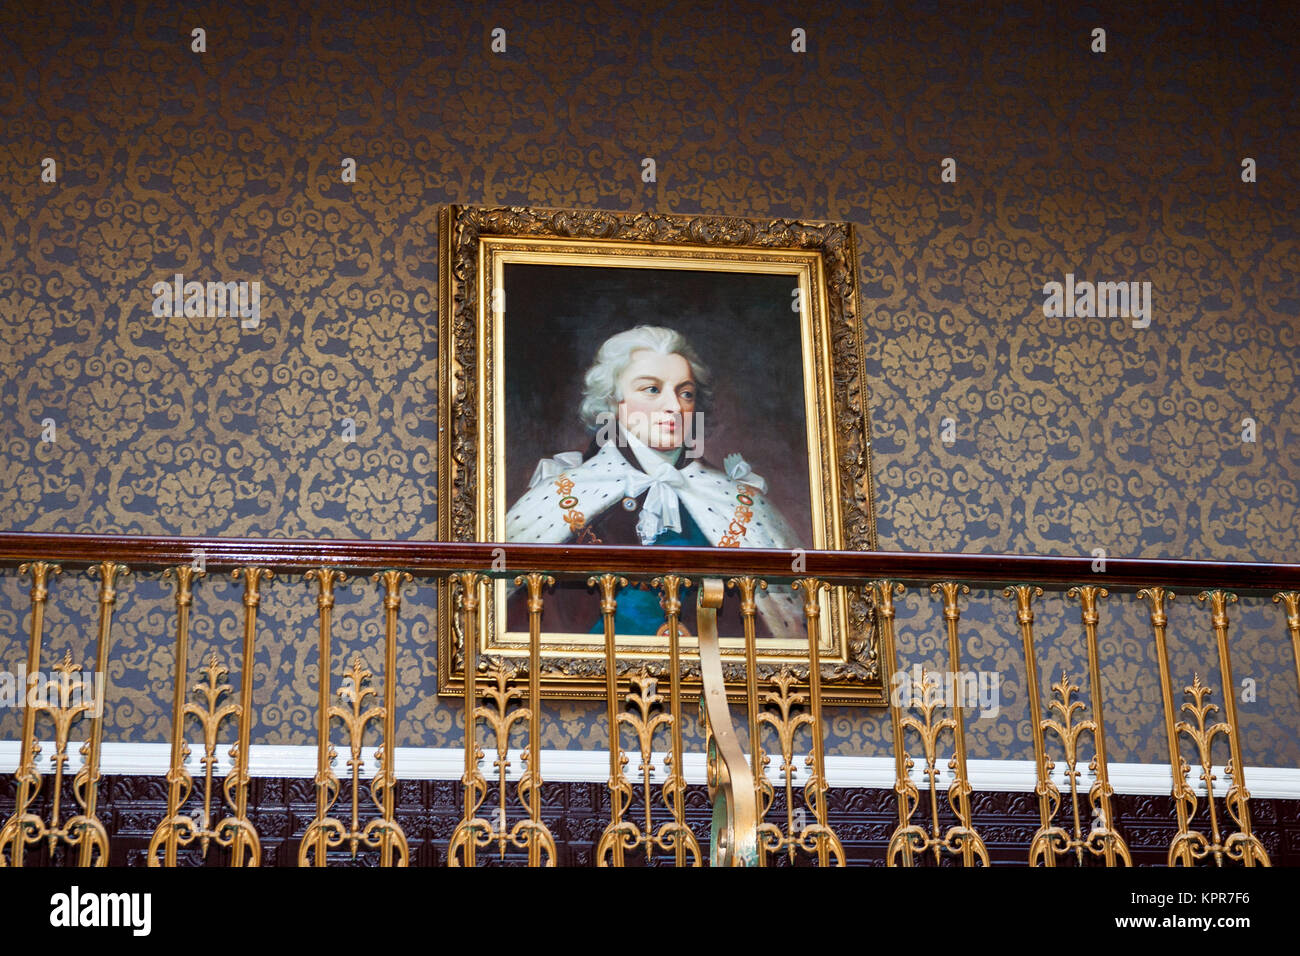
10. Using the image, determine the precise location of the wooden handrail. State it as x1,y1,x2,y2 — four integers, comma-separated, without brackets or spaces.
0,532,1296,592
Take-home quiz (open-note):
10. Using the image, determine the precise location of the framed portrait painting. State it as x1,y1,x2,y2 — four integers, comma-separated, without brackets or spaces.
436,205,882,705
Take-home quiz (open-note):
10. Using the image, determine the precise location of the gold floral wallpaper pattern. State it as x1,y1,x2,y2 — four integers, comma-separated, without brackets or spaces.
1,1,1298,766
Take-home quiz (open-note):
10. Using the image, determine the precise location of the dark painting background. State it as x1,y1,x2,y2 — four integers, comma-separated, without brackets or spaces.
502,263,815,545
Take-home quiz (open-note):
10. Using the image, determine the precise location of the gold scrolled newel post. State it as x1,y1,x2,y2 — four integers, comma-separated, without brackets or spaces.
696,577,759,866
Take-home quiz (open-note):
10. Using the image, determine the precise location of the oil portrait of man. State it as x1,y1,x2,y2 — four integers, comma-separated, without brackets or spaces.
499,259,820,642
506,324,807,637
439,209,875,700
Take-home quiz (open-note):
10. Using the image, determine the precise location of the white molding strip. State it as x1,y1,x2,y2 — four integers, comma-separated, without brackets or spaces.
2,741,1299,799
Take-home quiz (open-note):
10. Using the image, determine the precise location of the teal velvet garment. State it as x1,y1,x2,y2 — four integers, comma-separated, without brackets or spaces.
589,507,710,635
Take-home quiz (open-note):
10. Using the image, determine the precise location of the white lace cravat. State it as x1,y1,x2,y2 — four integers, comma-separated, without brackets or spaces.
622,462,687,545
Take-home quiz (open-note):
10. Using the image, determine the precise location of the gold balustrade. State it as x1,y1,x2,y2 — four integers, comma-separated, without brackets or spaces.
1,534,1298,867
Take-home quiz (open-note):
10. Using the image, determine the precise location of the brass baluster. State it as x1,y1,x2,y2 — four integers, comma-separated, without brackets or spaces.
0,562,122,867
912,669,953,866
299,571,412,866
752,664,846,865
513,572,557,867
592,573,632,866
1272,591,1300,709
1194,590,1269,867
933,582,987,865
149,566,269,866
1138,587,1197,865
754,671,807,861
1141,587,1270,866
883,582,987,865
35,652,82,854
1043,674,1087,863
149,566,265,866
317,656,378,860
446,572,555,867
1008,585,1063,865
1019,581,1131,866
300,568,347,866
589,575,702,867
68,561,128,866
1067,585,1130,866
450,663,516,863
192,656,237,858
651,575,702,867
1171,674,1226,864
369,571,413,866
617,673,670,862
792,578,844,866
490,669,519,860
217,566,272,867
447,572,489,866
0,562,60,868
148,565,202,867
873,580,919,867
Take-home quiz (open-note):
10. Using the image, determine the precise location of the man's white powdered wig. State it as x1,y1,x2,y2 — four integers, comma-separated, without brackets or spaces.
579,325,712,431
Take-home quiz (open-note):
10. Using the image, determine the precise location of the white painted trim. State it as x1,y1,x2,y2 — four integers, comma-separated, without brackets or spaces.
1,741,1298,798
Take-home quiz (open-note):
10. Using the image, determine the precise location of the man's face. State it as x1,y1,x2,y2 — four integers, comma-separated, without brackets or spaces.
616,349,697,451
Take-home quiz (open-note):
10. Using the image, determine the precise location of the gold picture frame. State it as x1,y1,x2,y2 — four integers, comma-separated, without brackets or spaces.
436,204,882,705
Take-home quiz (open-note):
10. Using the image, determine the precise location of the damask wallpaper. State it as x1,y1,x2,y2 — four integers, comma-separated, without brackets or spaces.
1,1,1297,766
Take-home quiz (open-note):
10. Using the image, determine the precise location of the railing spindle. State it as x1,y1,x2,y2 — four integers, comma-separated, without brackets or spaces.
934,582,986,866
1272,591,1300,707
593,573,631,866
373,571,412,866
70,561,127,866
1194,590,1268,866
516,572,557,867
792,577,844,866
1138,586,1196,865
300,568,345,866
652,575,701,867
150,565,200,867
0,562,59,867
873,580,917,866
1068,585,1130,866
223,566,272,867
447,571,488,866
1008,585,1058,865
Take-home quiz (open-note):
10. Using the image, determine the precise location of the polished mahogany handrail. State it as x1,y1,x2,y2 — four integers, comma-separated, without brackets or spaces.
0,532,1296,592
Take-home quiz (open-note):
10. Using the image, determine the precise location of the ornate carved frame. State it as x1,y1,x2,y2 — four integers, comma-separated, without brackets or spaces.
436,204,882,704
